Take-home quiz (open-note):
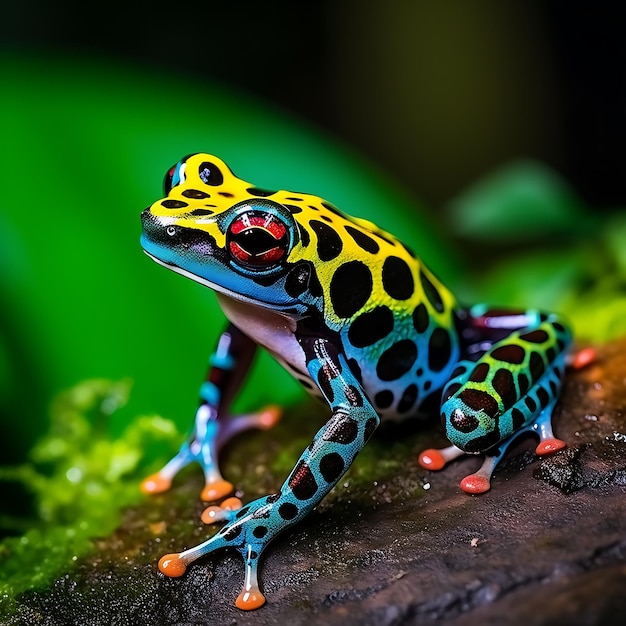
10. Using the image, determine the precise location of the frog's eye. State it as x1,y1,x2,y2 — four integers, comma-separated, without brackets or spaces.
227,211,289,268
164,161,187,195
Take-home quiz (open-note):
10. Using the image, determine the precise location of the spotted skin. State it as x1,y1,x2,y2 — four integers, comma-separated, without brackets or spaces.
140,154,572,609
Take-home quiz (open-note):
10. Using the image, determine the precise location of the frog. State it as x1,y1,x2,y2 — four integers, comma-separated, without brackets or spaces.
139,153,572,610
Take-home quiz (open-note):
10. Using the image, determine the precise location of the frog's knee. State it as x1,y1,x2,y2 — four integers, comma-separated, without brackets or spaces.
443,407,500,454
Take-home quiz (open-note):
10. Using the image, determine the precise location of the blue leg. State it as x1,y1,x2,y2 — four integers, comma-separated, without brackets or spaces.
158,337,379,610
142,324,281,501
420,307,571,493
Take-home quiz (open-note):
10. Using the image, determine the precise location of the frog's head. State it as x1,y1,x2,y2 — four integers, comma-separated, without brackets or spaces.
141,153,303,311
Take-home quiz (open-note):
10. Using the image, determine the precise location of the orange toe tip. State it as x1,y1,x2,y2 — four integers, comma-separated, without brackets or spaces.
418,449,446,471
460,474,491,494
571,347,596,370
259,405,282,429
221,496,243,511
201,480,234,502
158,553,187,577
536,438,567,455
140,474,171,494
201,505,223,524
235,590,266,610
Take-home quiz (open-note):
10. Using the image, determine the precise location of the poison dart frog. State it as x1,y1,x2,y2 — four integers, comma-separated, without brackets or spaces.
140,153,571,610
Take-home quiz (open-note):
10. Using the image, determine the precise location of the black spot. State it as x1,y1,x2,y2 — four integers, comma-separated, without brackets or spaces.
323,416,359,444
451,365,467,378
549,379,558,396
321,215,333,223
424,380,432,391
469,362,490,383
397,384,418,413
288,461,318,501
266,492,281,504
443,382,462,399
190,208,214,216
492,368,517,408
529,351,546,383
511,407,526,430
199,162,223,186
346,385,363,407
283,203,302,214
218,191,234,198
347,358,363,383
382,256,414,300
546,346,557,363
364,417,378,441
246,186,276,197
285,197,303,201
224,524,242,541
161,199,188,209
525,396,537,412
344,225,380,254
329,261,373,318
374,389,394,409
347,306,394,347
518,372,530,395
285,263,311,298
412,303,429,333
249,551,258,560
317,365,336,403
463,429,501,454
310,220,343,261
307,265,323,298
253,526,268,538
182,189,210,199
492,344,526,365
449,409,479,433
520,329,549,343
553,321,566,333
420,270,444,313
319,452,345,483
459,389,500,418
428,328,453,372
536,386,550,408
376,340,418,381
278,502,298,520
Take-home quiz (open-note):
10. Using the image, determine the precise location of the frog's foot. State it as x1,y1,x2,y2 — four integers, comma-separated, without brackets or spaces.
158,495,282,611
418,444,466,471
141,405,282,500
532,400,566,457
459,454,500,494
201,496,243,524
567,346,596,370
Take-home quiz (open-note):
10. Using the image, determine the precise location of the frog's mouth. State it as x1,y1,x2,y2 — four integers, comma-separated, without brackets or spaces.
142,249,299,312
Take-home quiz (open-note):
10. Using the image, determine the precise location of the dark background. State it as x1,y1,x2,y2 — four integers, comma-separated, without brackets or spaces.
3,0,625,210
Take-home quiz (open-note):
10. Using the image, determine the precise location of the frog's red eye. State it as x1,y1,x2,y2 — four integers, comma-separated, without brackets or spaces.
227,211,289,268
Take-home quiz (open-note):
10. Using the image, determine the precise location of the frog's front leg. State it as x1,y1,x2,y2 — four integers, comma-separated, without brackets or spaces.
419,307,572,494
141,323,281,501
158,336,379,610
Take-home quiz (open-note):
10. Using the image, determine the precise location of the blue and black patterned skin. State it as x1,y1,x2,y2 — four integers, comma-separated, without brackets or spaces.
139,154,572,610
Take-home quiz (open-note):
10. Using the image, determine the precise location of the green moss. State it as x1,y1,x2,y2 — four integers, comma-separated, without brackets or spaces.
0,379,181,615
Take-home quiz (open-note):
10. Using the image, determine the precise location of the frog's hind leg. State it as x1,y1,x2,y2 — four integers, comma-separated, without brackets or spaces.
419,307,571,493
141,324,281,501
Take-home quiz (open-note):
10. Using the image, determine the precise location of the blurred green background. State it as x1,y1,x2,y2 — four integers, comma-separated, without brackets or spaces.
1,1,625,520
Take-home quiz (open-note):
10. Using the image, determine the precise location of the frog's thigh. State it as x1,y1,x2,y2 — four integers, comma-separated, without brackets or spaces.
440,322,569,454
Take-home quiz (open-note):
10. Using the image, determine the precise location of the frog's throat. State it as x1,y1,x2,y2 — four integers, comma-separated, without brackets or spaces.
143,251,299,313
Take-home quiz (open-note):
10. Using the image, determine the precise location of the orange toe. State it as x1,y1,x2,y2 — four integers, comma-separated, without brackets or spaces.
460,474,491,494
259,405,282,429
200,480,234,502
158,553,187,577
236,590,266,610
140,473,172,494
418,449,446,471
536,438,566,455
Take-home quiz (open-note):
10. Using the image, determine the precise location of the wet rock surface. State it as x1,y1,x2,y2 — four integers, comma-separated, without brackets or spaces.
7,340,626,625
